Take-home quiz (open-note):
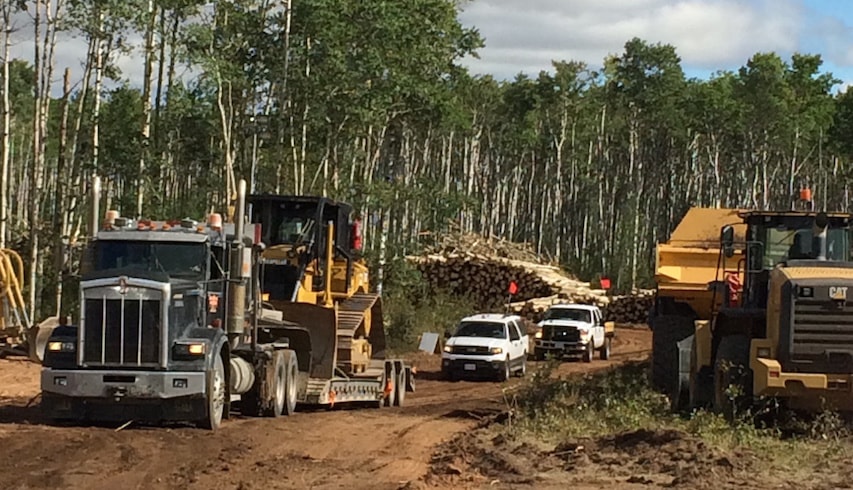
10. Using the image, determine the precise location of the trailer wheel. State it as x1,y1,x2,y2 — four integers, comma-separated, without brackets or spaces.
393,364,406,407
281,350,298,415
384,362,397,407
201,353,226,430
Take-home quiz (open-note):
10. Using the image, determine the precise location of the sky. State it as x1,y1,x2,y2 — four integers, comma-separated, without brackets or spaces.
6,0,853,94
455,0,853,90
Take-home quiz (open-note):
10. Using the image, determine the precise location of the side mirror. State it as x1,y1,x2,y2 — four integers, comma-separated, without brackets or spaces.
721,225,735,258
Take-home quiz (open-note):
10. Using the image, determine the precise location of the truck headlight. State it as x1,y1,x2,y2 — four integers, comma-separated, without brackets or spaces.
490,347,503,354
534,331,542,339
443,345,453,353
48,341,75,352
174,342,206,356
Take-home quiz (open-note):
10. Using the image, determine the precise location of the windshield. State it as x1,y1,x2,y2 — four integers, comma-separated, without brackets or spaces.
763,227,850,268
543,308,591,323
96,241,207,280
453,321,506,339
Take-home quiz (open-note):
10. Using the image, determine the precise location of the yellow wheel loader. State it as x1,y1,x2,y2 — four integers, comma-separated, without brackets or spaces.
651,205,853,416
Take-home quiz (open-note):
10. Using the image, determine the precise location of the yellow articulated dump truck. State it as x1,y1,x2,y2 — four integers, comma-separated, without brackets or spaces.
650,205,853,415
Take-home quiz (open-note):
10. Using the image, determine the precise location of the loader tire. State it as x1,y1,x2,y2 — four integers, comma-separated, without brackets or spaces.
651,315,696,394
713,334,752,421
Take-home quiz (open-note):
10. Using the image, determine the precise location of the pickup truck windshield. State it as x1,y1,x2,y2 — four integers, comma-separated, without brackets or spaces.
543,308,591,323
454,321,506,339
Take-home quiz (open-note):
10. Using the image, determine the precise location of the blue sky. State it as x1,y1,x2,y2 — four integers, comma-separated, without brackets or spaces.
8,0,853,95
457,0,853,92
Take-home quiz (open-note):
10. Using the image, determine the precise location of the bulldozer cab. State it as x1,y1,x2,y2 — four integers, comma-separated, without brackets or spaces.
248,195,356,303
730,211,853,309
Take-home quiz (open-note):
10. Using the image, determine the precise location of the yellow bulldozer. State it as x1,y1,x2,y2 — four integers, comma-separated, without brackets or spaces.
650,203,853,416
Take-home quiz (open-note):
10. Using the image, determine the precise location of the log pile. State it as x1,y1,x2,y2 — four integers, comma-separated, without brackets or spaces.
408,232,654,325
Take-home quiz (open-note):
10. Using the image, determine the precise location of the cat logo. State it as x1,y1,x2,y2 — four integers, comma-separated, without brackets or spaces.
830,286,848,301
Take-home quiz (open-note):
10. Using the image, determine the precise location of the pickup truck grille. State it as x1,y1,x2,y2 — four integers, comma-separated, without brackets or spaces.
541,325,580,342
82,291,163,367
449,345,491,355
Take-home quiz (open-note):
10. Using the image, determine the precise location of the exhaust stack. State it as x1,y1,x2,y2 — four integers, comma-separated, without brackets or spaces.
89,176,101,238
226,180,248,343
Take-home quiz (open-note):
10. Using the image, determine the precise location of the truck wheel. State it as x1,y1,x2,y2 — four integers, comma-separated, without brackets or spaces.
534,348,545,361
600,337,612,360
270,351,287,417
651,314,696,394
202,353,226,430
582,341,593,363
281,350,298,415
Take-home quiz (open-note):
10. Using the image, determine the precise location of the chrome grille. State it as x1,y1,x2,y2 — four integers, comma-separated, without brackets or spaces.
542,325,580,342
79,279,168,368
451,345,491,355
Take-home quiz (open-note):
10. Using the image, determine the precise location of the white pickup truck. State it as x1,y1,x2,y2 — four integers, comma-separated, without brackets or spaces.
533,303,614,362
441,313,529,381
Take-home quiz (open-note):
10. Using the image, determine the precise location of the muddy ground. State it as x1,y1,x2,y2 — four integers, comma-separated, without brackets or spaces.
0,327,652,490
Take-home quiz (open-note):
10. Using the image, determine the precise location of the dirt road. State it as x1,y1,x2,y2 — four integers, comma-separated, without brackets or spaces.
0,327,651,490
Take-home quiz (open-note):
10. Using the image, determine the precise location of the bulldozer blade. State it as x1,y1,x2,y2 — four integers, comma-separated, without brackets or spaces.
28,316,59,363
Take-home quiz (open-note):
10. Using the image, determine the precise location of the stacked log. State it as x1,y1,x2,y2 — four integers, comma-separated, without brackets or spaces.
407,232,654,325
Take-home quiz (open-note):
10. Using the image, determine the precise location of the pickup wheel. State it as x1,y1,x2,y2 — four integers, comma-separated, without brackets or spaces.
534,348,545,361
499,356,510,381
582,341,593,363
600,337,612,360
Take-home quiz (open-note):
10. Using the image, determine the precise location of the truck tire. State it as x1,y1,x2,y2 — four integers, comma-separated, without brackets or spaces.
201,353,226,430
651,315,695,394
600,337,612,360
281,350,298,415
534,348,545,361
270,351,287,417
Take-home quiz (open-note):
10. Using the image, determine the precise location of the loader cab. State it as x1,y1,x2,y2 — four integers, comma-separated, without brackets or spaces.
729,211,853,309
248,195,358,303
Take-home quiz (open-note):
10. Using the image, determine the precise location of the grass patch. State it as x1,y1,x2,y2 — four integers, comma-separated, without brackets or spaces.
508,359,853,471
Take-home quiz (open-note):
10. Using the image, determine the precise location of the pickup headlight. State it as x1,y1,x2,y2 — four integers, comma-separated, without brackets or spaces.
443,345,453,353
579,329,591,339
47,341,75,352
490,347,503,355
534,331,542,339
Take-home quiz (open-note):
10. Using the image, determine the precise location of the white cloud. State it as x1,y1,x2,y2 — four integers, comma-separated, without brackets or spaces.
458,0,805,80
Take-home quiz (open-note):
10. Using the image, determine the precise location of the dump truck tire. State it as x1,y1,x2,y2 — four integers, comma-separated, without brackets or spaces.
651,315,696,394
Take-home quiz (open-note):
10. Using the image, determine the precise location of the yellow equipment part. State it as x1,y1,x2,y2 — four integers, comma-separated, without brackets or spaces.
260,221,385,377
655,207,746,319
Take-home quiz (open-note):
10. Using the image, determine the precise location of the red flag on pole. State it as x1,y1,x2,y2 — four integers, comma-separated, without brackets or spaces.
600,277,611,290
508,281,518,295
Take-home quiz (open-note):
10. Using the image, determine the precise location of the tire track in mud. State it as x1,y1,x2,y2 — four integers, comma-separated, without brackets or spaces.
0,328,652,490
